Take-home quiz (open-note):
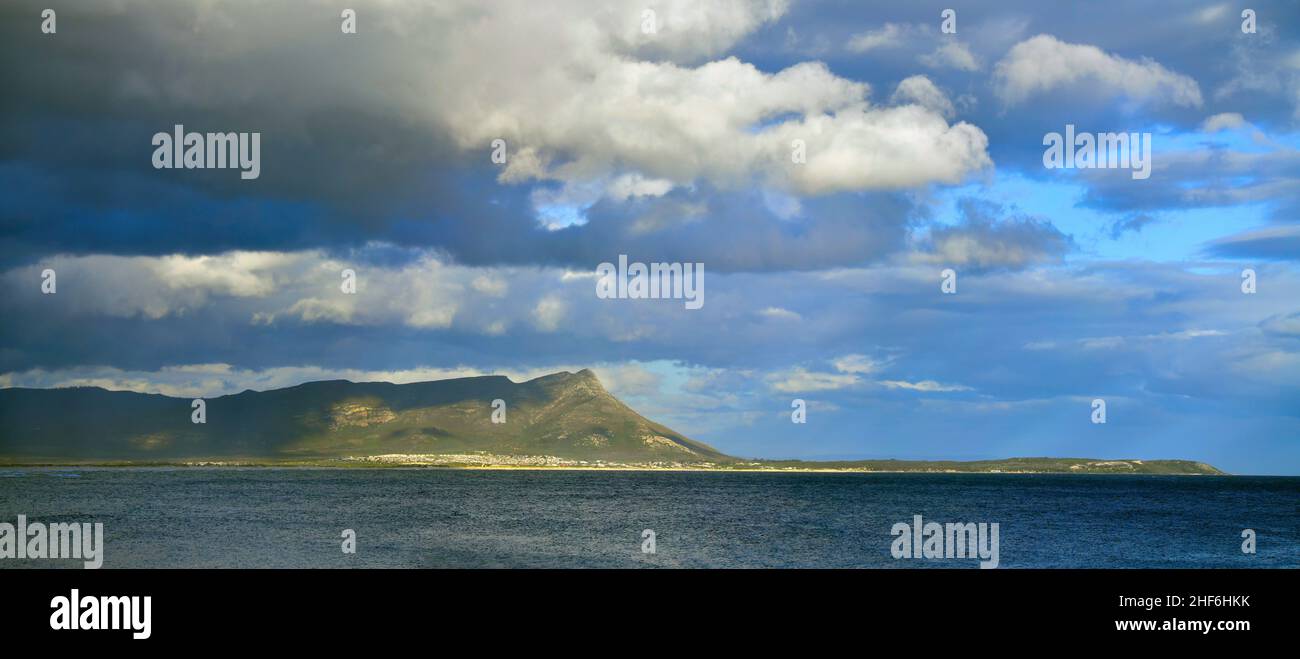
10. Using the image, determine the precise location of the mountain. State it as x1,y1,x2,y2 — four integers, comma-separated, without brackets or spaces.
0,370,728,463
0,371,1226,473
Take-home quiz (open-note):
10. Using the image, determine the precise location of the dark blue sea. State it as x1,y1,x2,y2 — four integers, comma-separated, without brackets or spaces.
1,468,1296,568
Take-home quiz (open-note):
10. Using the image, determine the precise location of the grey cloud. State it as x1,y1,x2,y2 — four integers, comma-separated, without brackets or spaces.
1204,225,1300,260
913,198,1073,271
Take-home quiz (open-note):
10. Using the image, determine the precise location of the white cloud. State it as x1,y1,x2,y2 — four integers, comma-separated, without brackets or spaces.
920,41,980,72
767,367,859,392
0,252,305,320
832,354,883,374
913,231,1063,270
1193,4,1230,24
1,250,537,332
591,362,663,397
605,0,791,61
605,173,675,201
471,275,509,297
773,105,990,193
1200,112,1247,132
992,34,1203,108
759,306,801,320
533,296,567,332
1025,329,1229,352
151,252,289,297
406,307,457,329
846,23,910,52
878,379,972,392
428,3,989,195
890,75,956,118
287,297,357,324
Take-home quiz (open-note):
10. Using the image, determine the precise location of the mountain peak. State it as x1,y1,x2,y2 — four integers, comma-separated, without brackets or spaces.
0,370,725,463
526,368,605,391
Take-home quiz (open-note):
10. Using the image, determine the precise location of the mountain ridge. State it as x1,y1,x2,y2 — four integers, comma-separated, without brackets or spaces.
0,370,727,462
0,371,1225,474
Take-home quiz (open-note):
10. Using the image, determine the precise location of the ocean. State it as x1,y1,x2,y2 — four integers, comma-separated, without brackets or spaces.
1,468,1296,568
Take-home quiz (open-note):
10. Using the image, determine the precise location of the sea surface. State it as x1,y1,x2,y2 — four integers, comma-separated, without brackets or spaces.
1,468,1297,568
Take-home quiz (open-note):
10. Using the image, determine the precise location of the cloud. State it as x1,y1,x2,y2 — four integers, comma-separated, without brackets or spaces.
608,0,790,61
1027,329,1229,352
912,199,1073,270
1261,312,1300,337
2,0,989,210
590,362,663,397
413,3,989,196
470,54,990,195
0,249,536,331
285,297,358,325
890,75,957,119
0,252,307,320
878,379,972,393
832,354,883,374
846,23,913,52
776,105,991,193
532,296,567,332
993,34,1203,108
1193,4,1231,24
920,41,980,72
0,0,996,274
151,252,291,297
605,174,675,202
471,275,509,298
1200,112,1248,132
758,306,802,320
1107,213,1158,239
1204,225,1300,261
767,367,859,392
1074,138,1300,219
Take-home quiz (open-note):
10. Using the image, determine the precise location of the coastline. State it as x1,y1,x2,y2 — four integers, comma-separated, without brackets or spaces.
0,455,1229,475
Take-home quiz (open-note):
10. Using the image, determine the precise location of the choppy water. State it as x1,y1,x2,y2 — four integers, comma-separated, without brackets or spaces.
0,468,1296,568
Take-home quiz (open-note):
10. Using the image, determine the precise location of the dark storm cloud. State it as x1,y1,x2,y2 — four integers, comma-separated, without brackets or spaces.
0,1,491,264
0,0,955,272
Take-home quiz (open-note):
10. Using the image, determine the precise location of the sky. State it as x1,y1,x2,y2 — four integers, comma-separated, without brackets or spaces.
1,1,1298,474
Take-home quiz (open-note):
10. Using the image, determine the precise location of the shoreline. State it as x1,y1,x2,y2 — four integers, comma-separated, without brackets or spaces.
0,462,1230,475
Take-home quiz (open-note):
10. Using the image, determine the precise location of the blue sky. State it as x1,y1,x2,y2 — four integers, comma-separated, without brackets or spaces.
2,1,1298,473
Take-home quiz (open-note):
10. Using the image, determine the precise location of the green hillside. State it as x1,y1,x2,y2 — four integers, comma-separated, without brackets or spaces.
0,370,726,463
